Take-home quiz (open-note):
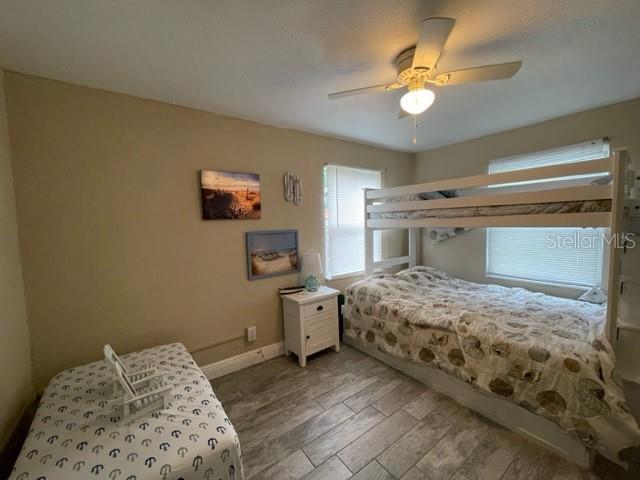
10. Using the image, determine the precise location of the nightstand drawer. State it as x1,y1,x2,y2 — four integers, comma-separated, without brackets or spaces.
303,298,337,319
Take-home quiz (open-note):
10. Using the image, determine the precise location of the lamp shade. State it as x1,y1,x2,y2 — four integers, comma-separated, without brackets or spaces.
299,253,323,284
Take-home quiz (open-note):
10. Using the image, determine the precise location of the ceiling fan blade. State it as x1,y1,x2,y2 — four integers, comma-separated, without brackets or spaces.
412,17,455,71
435,61,522,86
328,82,402,100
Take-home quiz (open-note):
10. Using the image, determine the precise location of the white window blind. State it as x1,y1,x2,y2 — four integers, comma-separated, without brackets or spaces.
324,165,382,279
488,138,610,187
486,228,604,287
486,139,609,287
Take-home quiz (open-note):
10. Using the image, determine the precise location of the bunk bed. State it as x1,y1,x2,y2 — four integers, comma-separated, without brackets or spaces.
344,150,640,469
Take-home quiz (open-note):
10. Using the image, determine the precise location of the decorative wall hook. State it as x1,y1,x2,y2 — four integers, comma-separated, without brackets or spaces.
283,172,302,205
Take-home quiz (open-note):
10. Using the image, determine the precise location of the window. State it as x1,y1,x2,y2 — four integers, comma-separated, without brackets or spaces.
486,227,604,287
486,139,609,287
324,165,382,279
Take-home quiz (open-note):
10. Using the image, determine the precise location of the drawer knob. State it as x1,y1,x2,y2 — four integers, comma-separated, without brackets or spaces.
316,305,324,312
306,335,310,340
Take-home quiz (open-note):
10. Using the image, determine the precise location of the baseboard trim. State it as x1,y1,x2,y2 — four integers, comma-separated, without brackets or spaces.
200,342,284,380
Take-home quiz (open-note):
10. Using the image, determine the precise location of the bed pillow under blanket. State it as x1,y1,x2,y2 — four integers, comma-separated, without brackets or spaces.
344,266,640,466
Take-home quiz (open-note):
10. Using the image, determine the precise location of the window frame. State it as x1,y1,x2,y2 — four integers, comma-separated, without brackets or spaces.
322,164,384,280
484,140,609,289
485,227,606,289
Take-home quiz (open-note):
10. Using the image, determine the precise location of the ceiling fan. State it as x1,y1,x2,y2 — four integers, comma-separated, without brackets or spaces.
328,17,522,118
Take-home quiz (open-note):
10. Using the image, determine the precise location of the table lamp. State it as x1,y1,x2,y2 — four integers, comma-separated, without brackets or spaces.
299,253,323,292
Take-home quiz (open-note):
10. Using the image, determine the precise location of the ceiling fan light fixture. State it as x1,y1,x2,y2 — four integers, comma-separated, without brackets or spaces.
400,88,435,115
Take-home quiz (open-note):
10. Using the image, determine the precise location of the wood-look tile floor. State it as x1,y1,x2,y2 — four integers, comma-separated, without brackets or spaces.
211,345,633,480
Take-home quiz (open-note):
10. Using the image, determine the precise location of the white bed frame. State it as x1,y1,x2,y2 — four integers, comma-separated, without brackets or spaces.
359,150,630,467
345,337,594,466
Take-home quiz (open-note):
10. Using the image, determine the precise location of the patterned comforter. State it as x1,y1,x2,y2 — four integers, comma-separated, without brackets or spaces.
344,267,640,465
10,343,244,480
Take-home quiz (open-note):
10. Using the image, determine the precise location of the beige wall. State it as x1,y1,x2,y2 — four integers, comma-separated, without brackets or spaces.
414,97,640,298
7,69,638,391
5,73,414,390
0,69,33,447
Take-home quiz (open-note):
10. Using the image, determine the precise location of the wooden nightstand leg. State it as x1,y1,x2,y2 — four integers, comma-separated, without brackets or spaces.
334,343,340,353
299,356,307,367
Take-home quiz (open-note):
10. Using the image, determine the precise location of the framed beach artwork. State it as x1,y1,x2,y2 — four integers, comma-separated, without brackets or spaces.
246,230,299,280
200,170,261,220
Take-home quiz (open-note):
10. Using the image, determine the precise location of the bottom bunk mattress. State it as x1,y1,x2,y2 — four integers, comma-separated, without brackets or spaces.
344,266,640,466
10,343,243,480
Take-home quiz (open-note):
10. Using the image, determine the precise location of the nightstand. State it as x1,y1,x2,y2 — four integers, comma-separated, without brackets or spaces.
281,286,340,367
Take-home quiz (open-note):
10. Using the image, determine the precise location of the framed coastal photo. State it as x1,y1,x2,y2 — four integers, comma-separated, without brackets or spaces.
246,230,299,280
200,170,261,220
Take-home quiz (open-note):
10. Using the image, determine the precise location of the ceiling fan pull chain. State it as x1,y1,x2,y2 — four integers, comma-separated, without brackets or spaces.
412,115,418,144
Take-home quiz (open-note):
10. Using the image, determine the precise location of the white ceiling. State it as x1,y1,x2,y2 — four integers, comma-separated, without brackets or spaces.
1,0,639,152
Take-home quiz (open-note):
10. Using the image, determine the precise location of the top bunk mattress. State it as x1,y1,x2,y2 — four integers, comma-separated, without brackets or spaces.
343,266,640,465
368,199,611,220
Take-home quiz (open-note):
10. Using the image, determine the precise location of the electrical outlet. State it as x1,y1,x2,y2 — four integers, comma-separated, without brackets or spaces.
246,326,256,342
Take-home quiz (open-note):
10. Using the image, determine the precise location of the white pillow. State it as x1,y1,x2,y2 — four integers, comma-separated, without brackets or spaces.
579,287,607,304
